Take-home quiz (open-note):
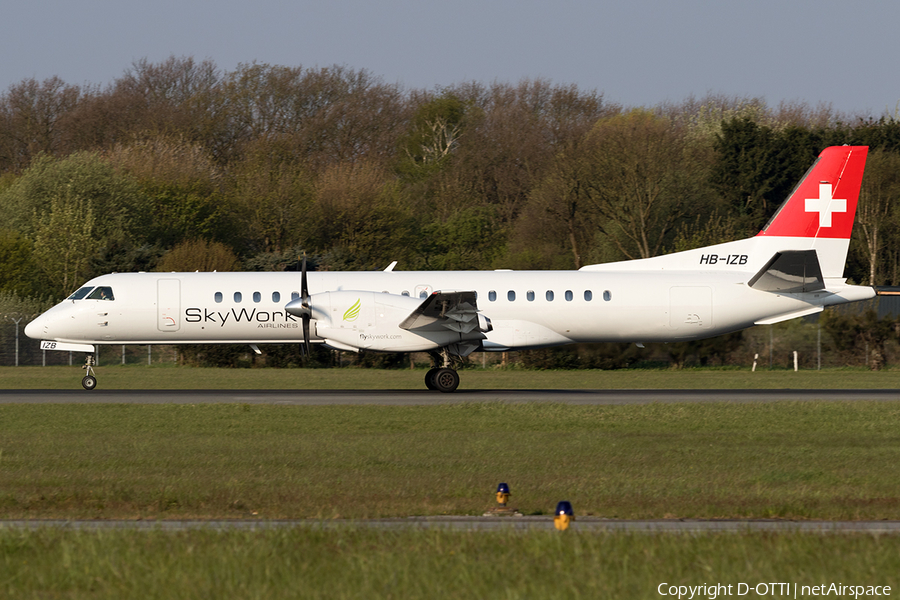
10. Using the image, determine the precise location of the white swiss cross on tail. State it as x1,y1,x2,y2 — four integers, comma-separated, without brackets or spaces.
757,146,866,245
804,182,846,228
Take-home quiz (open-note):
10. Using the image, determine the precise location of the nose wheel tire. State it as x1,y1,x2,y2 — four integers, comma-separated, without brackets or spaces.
432,368,460,393
81,375,97,390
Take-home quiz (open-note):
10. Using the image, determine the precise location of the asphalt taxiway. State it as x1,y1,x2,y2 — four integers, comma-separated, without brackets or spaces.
2,517,900,533
0,388,897,404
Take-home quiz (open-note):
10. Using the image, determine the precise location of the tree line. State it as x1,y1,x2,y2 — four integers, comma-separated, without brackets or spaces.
2,55,900,309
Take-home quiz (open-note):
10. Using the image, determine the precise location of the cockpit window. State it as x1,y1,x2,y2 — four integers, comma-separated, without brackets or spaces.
87,286,114,301
67,287,94,300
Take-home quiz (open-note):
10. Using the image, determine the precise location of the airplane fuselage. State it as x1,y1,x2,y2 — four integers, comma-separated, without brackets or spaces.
26,268,871,351
23,146,876,391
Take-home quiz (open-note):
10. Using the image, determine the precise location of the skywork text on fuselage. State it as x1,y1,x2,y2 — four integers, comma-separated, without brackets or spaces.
184,307,299,328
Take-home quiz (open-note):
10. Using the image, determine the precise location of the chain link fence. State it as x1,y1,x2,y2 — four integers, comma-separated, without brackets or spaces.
0,326,182,367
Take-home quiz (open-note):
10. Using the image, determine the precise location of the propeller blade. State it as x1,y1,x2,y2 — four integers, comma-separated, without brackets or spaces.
300,255,311,357
302,314,311,356
301,255,309,308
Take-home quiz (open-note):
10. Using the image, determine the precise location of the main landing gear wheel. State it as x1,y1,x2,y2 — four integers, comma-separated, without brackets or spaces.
432,368,460,393
82,375,97,390
425,348,462,393
425,368,440,391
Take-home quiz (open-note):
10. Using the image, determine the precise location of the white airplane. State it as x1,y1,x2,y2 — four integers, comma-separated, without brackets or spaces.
26,145,874,392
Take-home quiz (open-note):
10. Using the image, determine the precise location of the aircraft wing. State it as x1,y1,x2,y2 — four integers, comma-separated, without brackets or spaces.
398,291,486,334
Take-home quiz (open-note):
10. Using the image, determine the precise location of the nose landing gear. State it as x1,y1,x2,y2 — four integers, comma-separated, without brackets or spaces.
82,354,97,390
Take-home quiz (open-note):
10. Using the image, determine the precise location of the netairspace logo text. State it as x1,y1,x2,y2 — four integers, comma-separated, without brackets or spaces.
658,582,892,599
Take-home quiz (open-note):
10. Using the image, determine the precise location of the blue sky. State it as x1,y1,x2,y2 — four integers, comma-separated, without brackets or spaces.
3,0,898,116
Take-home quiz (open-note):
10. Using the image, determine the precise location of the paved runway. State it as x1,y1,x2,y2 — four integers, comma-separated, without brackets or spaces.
0,388,897,404
3,517,900,533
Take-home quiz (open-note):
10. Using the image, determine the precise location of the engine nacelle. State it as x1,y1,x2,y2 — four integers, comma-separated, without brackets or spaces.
306,291,485,352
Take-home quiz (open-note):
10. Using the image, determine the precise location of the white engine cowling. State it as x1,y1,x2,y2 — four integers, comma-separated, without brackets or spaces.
307,291,487,352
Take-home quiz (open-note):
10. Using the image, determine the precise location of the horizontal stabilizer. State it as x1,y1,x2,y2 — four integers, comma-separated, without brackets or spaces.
755,306,824,326
748,250,825,293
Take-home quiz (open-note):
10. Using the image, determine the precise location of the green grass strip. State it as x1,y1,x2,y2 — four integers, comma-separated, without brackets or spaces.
2,402,900,520
1,528,898,599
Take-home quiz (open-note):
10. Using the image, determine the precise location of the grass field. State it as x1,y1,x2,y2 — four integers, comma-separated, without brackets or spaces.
2,528,898,599
3,401,900,520
2,363,900,389
3,371,899,597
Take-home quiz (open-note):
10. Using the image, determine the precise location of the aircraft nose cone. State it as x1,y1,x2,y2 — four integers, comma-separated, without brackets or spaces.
24,315,46,339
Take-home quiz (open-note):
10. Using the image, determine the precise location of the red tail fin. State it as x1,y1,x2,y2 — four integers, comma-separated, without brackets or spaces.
757,146,868,239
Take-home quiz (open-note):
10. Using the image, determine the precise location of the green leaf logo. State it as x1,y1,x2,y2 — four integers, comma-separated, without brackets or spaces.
343,298,361,322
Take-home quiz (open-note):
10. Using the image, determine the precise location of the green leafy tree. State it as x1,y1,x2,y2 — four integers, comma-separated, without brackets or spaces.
0,230,45,297
31,189,99,296
668,211,741,253
520,138,597,268
0,290,53,322
822,308,898,370
228,139,314,254
441,80,608,228
711,117,822,233
661,332,744,369
242,246,314,273
0,152,145,244
583,110,703,260
841,116,900,153
855,148,900,284
156,239,240,272
309,161,415,270
397,94,466,178
106,135,231,247
419,207,501,270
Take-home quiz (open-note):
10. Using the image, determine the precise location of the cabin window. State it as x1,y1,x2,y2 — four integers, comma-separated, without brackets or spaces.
546,290,554,301
253,291,261,303
419,290,428,298
508,290,516,301
488,290,497,302
565,290,573,301
584,290,593,301
215,292,223,303
291,292,300,300
526,290,535,301
272,291,281,303
68,287,94,300
402,290,410,296
87,287,114,301
603,290,612,302
234,292,242,303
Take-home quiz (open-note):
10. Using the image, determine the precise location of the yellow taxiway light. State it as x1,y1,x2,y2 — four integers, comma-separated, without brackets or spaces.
484,482,521,516
496,482,510,505
554,500,574,531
